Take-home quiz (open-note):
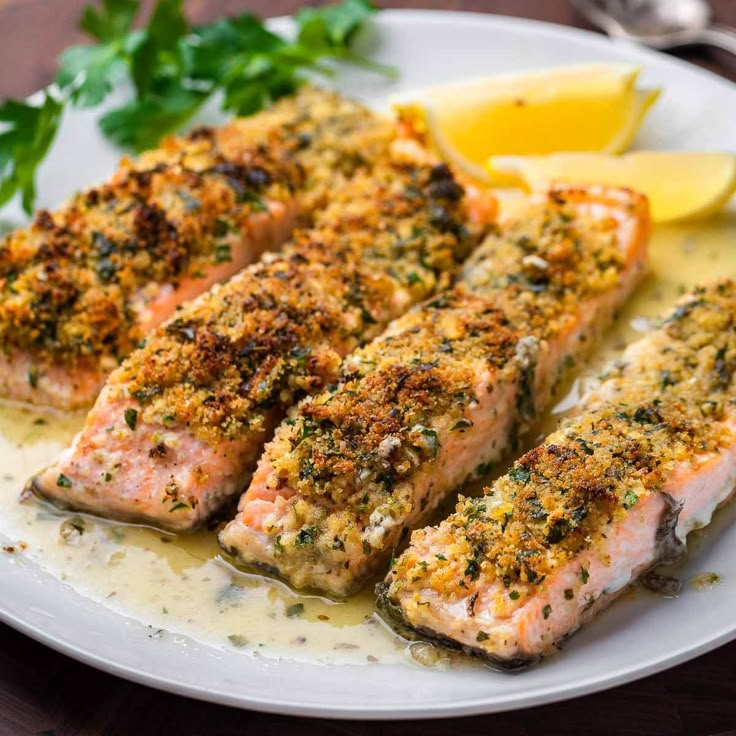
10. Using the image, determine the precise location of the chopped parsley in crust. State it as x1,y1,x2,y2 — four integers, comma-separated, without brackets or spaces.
230,191,639,592
387,280,736,604
271,293,518,504
0,86,389,373
460,191,626,338
118,156,481,445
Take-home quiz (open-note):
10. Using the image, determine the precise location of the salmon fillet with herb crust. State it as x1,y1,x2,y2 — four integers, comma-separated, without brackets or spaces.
30,141,495,529
378,280,736,669
219,185,649,597
0,86,392,409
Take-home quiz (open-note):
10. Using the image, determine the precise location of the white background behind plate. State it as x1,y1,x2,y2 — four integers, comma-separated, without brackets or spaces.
1,10,736,719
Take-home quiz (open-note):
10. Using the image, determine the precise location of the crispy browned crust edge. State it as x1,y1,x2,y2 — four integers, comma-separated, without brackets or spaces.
374,581,539,671
373,486,691,672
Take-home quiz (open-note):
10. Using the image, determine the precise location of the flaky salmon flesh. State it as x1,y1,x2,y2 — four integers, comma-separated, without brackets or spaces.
219,185,650,596
30,140,496,530
378,280,736,669
0,87,393,409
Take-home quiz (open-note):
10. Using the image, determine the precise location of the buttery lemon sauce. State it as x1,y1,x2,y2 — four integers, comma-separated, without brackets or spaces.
0,216,734,666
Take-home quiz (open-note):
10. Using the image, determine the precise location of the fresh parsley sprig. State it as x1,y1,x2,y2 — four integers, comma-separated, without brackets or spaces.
0,92,64,214
0,0,394,214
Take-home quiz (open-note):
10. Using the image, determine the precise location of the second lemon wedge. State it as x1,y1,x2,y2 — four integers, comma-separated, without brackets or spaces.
393,63,660,182
487,152,736,223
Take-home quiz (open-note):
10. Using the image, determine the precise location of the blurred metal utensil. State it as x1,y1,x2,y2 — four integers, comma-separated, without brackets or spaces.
571,0,736,55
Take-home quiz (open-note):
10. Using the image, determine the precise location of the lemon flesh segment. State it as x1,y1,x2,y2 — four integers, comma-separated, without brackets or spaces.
488,152,736,223
392,64,660,183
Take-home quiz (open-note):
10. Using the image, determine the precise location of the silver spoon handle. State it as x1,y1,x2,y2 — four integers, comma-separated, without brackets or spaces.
693,24,736,56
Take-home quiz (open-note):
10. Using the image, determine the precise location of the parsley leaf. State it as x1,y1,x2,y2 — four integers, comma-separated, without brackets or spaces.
129,0,189,99
297,0,374,47
286,602,305,618
220,53,306,118
623,490,639,509
186,13,288,83
88,0,199,149
0,92,64,214
186,14,323,117
124,407,138,430
100,85,206,150
509,464,531,484
57,43,126,107
296,0,396,77
80,0,138,42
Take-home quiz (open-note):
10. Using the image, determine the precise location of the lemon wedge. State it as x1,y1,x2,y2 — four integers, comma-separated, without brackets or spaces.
487,151,736,223
393,64,660,182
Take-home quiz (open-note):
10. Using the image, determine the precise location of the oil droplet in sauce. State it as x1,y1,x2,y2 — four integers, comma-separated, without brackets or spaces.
0,215,734,665
690,572,723,591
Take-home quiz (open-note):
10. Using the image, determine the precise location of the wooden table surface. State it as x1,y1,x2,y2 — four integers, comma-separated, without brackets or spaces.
1,2,736,734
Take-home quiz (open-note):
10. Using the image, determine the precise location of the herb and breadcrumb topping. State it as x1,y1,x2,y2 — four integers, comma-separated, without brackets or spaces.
278,293,518,504
31,139,492,531
460,188,628,336
117,156,480,445
385,279,735,615
222,187,648,595
0,87,389,375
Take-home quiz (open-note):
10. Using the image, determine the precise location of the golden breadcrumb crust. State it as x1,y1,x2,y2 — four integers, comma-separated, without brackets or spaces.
0,87,389,374
120,158,481,444
254,194,629,585
389,280,736,604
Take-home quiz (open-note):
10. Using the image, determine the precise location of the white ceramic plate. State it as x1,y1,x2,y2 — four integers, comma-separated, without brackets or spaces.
2,9,736,720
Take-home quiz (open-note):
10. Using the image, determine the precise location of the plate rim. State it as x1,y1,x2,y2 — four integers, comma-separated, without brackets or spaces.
2,8,736,720
4,592,736,720
371,8,736,102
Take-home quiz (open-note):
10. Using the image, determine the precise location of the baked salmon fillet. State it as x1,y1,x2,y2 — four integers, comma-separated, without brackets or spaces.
219,185,650,596
0,87,391,409
30,143,495,529
378,279,736,669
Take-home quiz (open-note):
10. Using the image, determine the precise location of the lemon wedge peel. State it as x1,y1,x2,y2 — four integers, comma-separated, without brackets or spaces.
602,87,660,154
391,63,661,184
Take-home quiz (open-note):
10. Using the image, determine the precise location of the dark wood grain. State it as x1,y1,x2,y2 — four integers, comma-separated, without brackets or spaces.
2,2,736,734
